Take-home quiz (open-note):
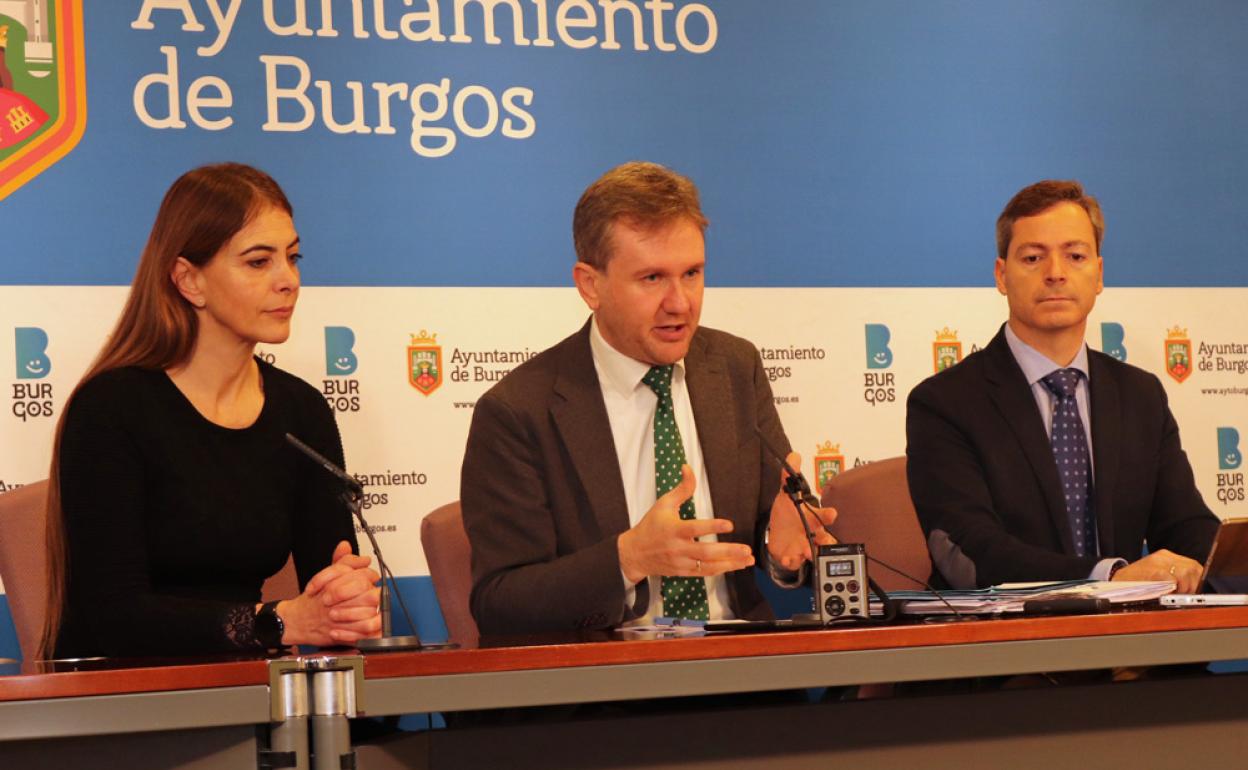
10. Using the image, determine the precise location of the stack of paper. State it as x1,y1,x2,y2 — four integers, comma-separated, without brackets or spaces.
872,580,1176,616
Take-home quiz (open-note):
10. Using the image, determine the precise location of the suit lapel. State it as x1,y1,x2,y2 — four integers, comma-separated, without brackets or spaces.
1088,352,1121,555
550,322,631,538
983,329,1077,555
684,334,743,538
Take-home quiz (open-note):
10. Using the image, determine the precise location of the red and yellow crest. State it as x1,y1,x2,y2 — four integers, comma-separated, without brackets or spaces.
1164,326,1193,384
0,1,86,200
408,330,442,396
812,441,845,494
933,327,962,373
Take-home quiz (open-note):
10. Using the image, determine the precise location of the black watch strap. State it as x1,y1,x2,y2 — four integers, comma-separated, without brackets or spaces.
255,600,286,649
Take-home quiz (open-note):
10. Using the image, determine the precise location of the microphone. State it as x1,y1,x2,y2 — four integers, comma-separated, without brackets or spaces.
753,426,820,507
286,432,363,495
752,426,968,623
753,425,823,558
753,425,901,624
286,433,454,651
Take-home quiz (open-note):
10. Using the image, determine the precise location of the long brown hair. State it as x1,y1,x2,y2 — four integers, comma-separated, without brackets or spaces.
39,163,293,658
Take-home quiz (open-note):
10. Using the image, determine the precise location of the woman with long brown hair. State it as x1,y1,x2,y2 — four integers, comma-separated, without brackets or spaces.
42,163,380,659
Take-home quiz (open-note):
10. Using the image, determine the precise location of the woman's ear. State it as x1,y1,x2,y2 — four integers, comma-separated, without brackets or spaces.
170,256,206,309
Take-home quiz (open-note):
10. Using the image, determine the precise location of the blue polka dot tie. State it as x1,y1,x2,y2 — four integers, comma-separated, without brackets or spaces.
1040,369,1097,558
643,365,710,621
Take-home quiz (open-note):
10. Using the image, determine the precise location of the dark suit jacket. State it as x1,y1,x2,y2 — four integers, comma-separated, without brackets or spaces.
461,320,789,634
906,326,1218,589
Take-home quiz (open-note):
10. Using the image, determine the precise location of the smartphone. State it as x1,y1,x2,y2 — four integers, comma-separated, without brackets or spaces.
1160,594,1248,607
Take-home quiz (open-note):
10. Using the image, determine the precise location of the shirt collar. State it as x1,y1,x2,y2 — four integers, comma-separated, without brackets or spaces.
1003,323,1090,387
589,316,686,397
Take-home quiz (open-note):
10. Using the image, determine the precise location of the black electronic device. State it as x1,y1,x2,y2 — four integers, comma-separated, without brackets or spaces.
1201,517,1248,594
1022,597,1111,615
255,600,286,648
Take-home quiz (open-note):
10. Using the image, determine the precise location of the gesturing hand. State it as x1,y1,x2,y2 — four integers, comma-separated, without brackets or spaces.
617,464,756,585
766,452,838,571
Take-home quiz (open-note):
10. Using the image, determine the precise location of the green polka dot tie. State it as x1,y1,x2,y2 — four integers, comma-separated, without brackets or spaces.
642,365,710,621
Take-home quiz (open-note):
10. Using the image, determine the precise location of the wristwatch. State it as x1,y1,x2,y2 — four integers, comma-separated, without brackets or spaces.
255,601,286,649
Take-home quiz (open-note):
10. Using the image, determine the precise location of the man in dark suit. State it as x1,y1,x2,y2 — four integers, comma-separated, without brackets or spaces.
906,180,1218,591
461,162,835,635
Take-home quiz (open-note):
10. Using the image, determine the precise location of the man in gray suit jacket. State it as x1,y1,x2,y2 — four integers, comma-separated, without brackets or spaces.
906,180,1218,591
461,162,836,635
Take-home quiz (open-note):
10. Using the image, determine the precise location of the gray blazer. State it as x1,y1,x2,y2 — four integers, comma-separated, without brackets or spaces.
461,319,789,634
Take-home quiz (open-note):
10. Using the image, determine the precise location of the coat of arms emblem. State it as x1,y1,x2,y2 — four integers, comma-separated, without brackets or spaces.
0,1,86,200
1164,326,1193,384
812,441,845,494
933,327,962,373
408,330,442,396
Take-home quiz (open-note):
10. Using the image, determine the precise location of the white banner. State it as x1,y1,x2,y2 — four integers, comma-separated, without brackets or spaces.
3,286,1246,593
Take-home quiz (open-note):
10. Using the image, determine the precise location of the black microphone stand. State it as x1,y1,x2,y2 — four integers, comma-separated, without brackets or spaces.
287,433,453,652
776,470,829,626
755,427,899,624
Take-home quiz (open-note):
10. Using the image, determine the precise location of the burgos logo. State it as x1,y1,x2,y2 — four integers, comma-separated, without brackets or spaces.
1218,428,1242,470
1101,322,1127,362
324,327,358,376
14,327,50,379
864,324,893,369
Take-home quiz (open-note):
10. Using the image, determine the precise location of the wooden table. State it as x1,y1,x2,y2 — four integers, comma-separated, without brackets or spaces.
354,607,1248,769
4,608,1248,769
0,655,272,769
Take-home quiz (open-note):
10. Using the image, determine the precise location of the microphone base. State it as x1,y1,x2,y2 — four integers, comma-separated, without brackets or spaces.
787,613,827,627
355,635,457,653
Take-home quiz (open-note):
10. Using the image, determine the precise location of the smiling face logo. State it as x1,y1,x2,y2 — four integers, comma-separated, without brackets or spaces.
1100,322,1127,362
14,326,50,380
1218,428,1242,471
864,324,893,369
324,326,358,376
0,1,87,200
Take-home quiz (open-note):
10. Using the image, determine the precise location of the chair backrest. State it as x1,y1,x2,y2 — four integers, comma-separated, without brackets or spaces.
0,478,300,662
420,501,478,647
821,457,931,591
261,555,299,603
0,480,50,662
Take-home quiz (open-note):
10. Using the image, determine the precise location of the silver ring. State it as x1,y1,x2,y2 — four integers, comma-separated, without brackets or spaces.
695,559,702,573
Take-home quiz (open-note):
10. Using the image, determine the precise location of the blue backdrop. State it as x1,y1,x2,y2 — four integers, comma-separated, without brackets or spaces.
2,1,1246,287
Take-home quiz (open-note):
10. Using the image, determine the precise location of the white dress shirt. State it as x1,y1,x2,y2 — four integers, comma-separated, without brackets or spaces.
588,317,735,624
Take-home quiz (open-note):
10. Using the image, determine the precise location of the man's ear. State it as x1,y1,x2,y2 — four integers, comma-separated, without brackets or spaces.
994,257,1008,296
572,261,601,310
171,257,206,309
